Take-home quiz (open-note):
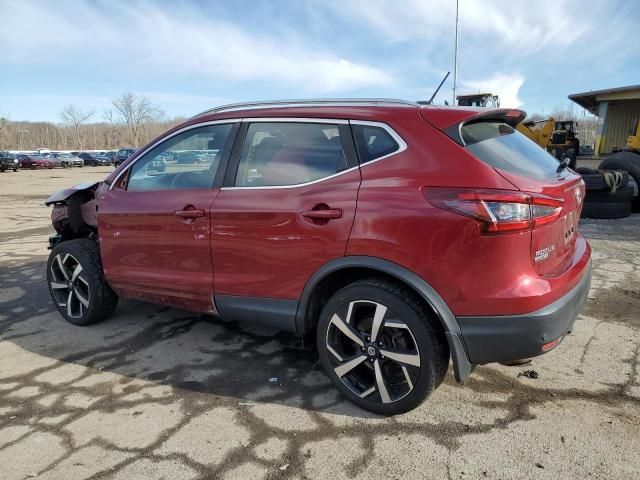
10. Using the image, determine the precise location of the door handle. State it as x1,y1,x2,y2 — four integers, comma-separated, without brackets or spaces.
301,208,343,220
175,208,206,219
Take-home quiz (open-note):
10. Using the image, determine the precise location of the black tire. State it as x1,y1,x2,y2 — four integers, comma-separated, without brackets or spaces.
580,170,629,191
581,201,631,219
600,151,640,194
47,239,118,326
316,279,448,415
13,168,18,172
574,167,596,175
584,184,634,203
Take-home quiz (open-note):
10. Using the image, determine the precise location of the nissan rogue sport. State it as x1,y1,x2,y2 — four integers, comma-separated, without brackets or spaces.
45,99,591,415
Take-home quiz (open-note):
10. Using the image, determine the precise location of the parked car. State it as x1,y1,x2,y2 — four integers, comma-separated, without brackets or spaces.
18,154,54,169
44,99,591,415
78,152,111,166
0,151,19,172
114,148,137,167
49,152,84,168
104,150,118,163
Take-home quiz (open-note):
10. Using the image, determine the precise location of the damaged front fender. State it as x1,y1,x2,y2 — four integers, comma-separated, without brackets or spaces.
44,181,100,206
45,182,101,237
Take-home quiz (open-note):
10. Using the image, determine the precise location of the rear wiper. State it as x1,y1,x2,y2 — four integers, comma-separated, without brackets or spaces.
556,157,570,173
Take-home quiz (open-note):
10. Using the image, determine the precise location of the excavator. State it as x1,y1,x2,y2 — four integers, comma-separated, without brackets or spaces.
516,118,579,167
516,118,555,148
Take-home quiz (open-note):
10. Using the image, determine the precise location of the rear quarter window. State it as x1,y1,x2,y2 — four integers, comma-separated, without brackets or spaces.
461,122,560,180
353,124,400,164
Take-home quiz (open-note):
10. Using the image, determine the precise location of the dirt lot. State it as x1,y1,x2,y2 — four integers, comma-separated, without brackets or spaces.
1,168,639,480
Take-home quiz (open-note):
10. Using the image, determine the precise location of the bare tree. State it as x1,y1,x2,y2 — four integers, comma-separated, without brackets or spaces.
0,116,8,149
111,92,163,146
59,105,94,149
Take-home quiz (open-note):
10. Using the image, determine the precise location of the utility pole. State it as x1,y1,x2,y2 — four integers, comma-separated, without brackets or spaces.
452,0,459,105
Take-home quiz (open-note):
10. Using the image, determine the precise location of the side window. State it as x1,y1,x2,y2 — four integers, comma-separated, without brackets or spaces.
127,124,233,191
353,124,400,164
234,122,347,187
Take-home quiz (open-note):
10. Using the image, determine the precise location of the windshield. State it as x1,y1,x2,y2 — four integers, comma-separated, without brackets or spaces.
461,121,561,180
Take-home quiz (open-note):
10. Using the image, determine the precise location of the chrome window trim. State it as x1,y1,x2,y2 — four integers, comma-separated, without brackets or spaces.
221,118,407,191
109,119,242,191
242,117,349,124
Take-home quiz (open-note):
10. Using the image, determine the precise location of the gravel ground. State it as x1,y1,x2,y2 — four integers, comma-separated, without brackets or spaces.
0,168,639,480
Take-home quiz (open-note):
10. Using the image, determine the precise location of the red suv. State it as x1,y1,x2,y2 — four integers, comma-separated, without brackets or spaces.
45,99,591,415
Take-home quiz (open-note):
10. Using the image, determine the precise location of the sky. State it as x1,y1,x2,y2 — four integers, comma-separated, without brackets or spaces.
0,0,638,123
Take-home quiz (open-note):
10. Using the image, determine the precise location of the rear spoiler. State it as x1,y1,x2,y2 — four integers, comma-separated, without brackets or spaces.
438,109,526,146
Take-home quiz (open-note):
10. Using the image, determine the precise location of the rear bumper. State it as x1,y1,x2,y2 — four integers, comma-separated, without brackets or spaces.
457,260,592,364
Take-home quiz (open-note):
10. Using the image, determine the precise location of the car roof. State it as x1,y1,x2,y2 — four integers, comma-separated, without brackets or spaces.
190,98,419,119
182,98,522,133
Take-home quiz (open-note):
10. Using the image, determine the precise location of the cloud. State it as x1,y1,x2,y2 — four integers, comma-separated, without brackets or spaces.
460,73,525,108
328,0,588,54
0,1,393,93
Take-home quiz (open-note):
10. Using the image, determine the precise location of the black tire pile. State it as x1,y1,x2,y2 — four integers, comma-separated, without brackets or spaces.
575,152,640,219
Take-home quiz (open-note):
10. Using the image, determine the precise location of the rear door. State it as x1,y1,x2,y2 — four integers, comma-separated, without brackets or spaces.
210,119,360,328
98,122,239,312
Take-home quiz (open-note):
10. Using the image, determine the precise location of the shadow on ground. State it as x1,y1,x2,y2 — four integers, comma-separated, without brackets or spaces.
0,259,372,418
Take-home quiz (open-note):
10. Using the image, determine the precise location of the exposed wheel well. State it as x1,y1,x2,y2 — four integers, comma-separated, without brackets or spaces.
302,266,446,338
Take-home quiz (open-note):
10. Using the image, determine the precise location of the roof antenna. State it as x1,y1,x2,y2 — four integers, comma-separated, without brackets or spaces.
418,71,450,105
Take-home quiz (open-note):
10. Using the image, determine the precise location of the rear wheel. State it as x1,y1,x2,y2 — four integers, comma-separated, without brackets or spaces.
317,279,448,415
47,239,118,325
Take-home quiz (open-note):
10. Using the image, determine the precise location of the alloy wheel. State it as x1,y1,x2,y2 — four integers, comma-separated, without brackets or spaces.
49,253,90,318
325,300,421,404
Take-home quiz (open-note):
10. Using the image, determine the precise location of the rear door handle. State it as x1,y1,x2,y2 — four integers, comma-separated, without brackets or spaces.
175,208,206,219
301,208,343,220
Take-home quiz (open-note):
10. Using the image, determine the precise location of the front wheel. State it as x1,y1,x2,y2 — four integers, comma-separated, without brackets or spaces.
47,239,118,325
317,279,449,415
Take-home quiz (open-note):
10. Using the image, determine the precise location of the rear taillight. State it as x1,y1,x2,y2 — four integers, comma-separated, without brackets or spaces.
423,188,564,234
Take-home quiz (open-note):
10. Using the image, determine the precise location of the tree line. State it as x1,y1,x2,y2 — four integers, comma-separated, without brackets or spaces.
0,95,598,151
0,92,185,151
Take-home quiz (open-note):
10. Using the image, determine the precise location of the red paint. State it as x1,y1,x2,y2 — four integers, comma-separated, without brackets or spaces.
99,102,590,319
211,170,360,299
97,186,219,312
17,155,54,169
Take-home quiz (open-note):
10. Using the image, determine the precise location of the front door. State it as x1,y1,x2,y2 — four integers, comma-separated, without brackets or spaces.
98,122,238,312
211,119,361,327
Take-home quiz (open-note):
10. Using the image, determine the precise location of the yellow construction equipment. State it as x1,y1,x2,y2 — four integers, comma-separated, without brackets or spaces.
626,118,640,151
516,118,579,167
516,118,555,148
455,93,580,166
547,120,580,167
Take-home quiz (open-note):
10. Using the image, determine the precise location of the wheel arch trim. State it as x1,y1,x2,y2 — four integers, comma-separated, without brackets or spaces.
296,255,474,382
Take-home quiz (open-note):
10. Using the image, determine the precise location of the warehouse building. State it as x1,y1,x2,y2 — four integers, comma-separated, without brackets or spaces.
569,84,640,157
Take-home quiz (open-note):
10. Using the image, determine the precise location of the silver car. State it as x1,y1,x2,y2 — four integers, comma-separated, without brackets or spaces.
50,153,84,168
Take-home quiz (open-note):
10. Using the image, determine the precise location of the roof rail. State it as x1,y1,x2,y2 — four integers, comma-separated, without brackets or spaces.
190,98,418,119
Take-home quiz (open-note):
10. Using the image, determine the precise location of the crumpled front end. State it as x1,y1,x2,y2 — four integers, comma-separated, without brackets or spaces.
45,182,101,246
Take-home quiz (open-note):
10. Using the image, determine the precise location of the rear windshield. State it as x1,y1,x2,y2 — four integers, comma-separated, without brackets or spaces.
461,122,560,180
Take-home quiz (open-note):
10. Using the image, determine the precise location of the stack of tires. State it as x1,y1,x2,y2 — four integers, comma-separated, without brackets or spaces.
600,151,640,213
575,167,633,219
